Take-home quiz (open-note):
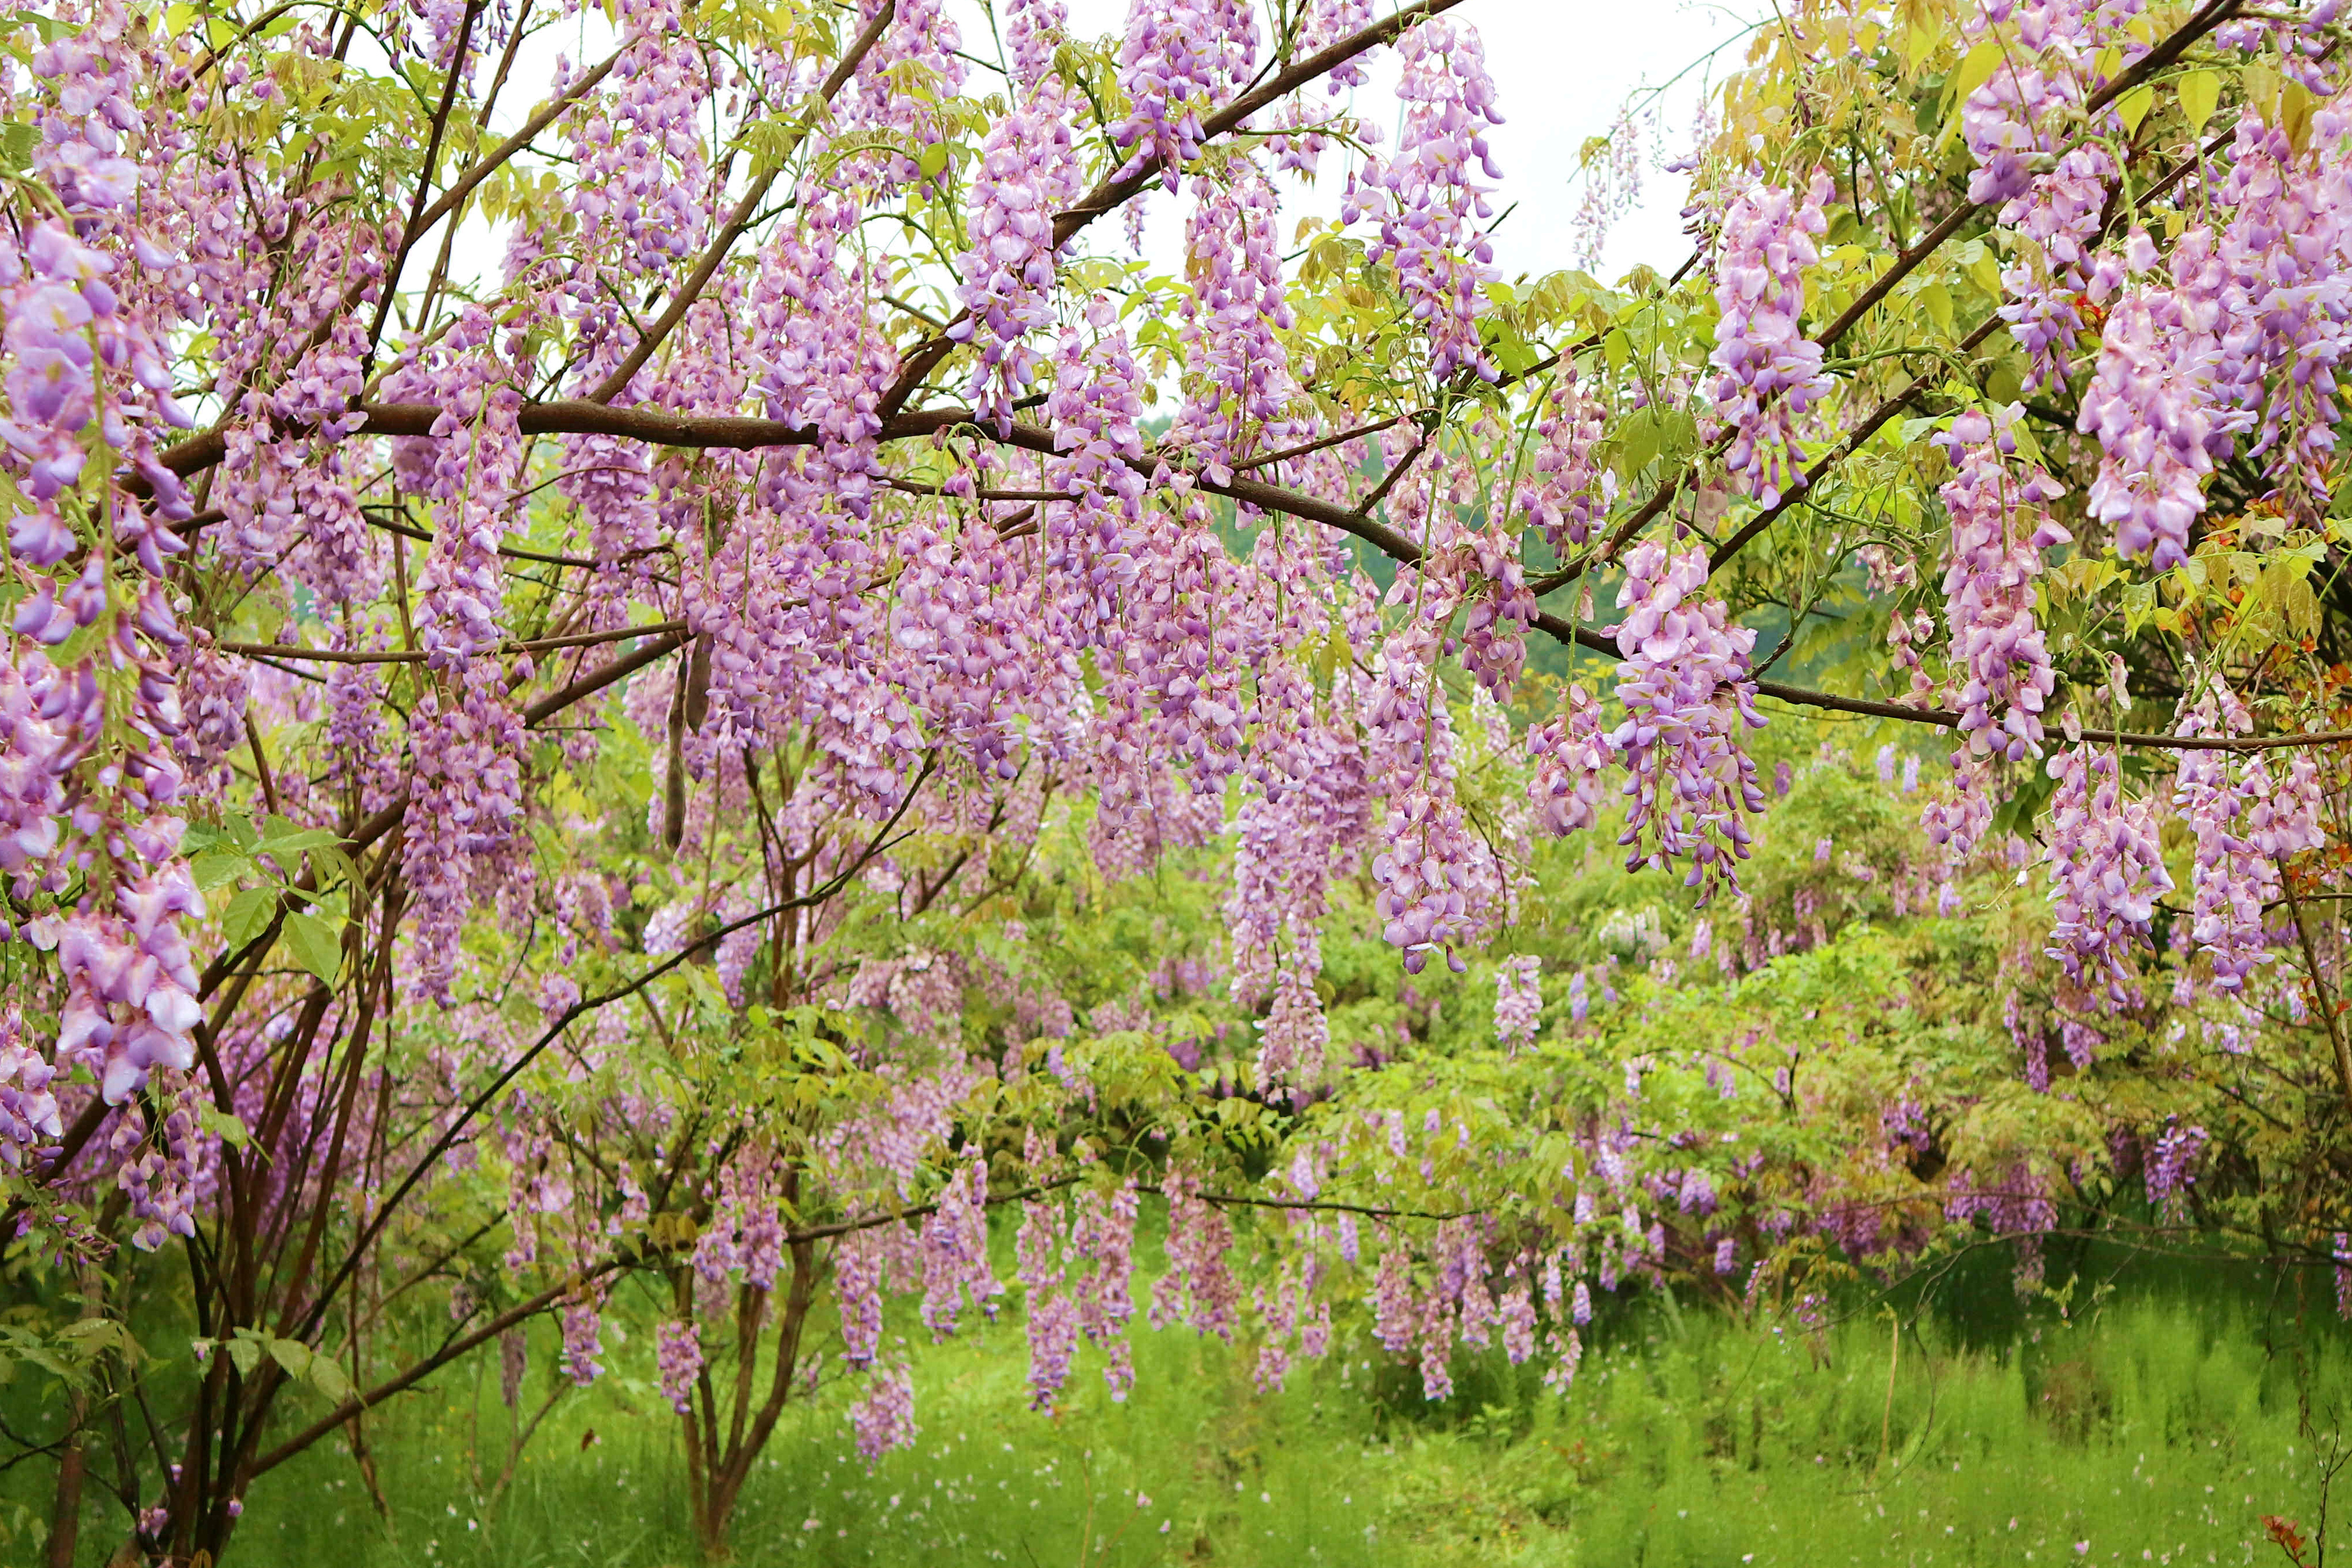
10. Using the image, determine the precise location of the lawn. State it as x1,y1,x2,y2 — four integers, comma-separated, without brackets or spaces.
177,1254,2350,1568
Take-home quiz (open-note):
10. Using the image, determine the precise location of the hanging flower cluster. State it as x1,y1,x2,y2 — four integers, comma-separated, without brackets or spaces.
1342,19,1505,383
1708,171,1832,507
2044,731,2174,997
1494,954,1542,1051
1609,543,1768,900
1934,406,2070,761
1112,0,1258,190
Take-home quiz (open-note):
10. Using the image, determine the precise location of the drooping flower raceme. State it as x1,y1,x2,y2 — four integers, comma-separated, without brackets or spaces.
948,93,1081,427
1526,683,1616,839
1171,172,1297,472
848,1361,918,1461
2077,275,2224,573
1493,955,1541,1052
562,1298,605,1386
657,1318,702,1414
1110,0,1257,190
1609,543,1768,900
1016,1192,1079,1411
1365,634,1504,974
1708,171,1832,508
1343,19,1505,383
1515,373,1613,553
2174,679,2268,992
2173,694,2327,994
2144,1121,2209,1221
1936,406,2070,761
2044,731,2174,995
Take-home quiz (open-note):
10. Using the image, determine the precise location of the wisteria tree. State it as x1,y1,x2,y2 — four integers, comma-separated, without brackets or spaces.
9,0,2352,1559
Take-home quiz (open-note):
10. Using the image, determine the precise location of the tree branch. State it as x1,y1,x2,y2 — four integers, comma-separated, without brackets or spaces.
218,620,688,666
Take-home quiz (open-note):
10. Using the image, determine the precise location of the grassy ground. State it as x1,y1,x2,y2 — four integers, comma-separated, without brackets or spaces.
179,1261,2352,1568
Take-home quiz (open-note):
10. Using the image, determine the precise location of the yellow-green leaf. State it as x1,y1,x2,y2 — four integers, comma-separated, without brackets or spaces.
2283,80,2314,154
196,1103,252,1149
2116,83,2153,136
308,1355,357,1404
1966,247,2004,302
1952,41,2003,106
2178,69,2219,131
1916,280,1954,339
192,851,248,891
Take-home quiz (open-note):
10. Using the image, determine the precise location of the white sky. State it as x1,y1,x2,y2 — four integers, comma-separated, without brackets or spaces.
443,0,1758,304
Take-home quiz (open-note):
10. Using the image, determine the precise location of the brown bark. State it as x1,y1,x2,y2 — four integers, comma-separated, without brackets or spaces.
686,1233,821,1560
44,1387,86,1568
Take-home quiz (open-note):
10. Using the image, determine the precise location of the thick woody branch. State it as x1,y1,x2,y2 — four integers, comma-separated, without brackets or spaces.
219,620,688,666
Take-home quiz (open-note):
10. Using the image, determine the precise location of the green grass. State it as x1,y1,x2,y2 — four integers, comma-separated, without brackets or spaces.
150,1266,2352,1568
8,1242,2344,1566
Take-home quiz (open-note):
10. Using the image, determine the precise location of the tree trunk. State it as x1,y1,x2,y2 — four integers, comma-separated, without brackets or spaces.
44,1386,85,1568
692,1236,820,1560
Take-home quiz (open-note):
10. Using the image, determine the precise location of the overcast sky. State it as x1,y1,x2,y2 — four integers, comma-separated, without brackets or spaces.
447,1,1757,296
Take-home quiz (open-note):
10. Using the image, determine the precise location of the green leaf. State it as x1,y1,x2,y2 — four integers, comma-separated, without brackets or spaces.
1314,630,1342,689
307,1354,357,1404
259,819,340,857
1615,407,1664,479
192,851,249,892
55,1318,139,1362
916,140,950,179
2178,69,2220,131
222,887,278,952
282,912,343,984
266,1337,314,1382
2282,80,2315,154
196,1103,252,1149
1965,247,2004,302
307,843,361,891
1915,280,1953,340
0,121,31,173
225,1335,262,1377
